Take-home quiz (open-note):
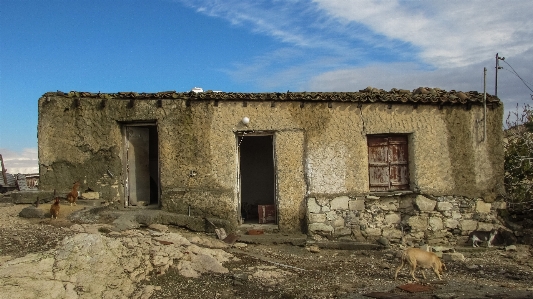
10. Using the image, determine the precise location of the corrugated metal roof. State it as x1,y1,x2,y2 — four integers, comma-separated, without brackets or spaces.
42,87,501,106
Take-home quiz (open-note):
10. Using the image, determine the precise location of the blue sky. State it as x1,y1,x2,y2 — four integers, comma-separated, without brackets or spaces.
1,0,532,173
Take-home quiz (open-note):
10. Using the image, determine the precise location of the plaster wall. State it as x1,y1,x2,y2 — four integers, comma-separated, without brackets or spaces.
38,93,504,233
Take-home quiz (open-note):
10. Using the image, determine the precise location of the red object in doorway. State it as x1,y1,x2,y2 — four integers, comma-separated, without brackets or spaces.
258,205,276,224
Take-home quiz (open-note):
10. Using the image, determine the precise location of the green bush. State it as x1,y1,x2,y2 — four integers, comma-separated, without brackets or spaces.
504,104,533,204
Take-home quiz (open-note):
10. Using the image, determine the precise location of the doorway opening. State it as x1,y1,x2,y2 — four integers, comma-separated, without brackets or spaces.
124,124,159,207
238,133,276,224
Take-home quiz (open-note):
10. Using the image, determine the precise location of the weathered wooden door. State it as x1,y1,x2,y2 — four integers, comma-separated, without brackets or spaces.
368,135,409,191
126,127,150,206
388,136,409,190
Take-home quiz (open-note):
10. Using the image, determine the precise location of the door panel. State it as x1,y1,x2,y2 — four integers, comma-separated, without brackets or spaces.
368,137,390,191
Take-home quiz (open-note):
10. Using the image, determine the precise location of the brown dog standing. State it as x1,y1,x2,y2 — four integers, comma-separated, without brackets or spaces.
394,247,446,281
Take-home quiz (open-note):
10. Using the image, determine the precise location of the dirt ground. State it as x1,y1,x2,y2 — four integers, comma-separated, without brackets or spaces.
1,202,532,299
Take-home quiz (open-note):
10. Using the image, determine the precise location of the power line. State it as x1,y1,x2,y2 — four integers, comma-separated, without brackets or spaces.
500,59,533,94
502,69,533,89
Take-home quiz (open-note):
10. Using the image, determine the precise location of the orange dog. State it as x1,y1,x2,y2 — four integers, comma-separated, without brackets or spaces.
394,248,446,281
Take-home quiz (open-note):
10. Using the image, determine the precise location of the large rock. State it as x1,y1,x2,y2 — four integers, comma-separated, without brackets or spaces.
436,202,453,212
477,222,494,231
415,195,436,211
10,191,56,204
308,213,327,223
374,198,399,211
307,198,321,213
429,217,444,231
18,206,45,218
382,228,402,239
365,227,382,236
475,201,491,214
81,191,100,200
0,229,235,298
442,252,465,262
334,227,352,236
349,199,365,211
407,215,429,231
309,223,334,234
460,220,478,232
384,213,401,225
399,197,414,210
113,214,141,231
445,219,459,229
330,196,349,210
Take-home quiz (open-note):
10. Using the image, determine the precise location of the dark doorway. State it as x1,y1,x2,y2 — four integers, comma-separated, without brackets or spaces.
125,124,159,206
238,134,276,224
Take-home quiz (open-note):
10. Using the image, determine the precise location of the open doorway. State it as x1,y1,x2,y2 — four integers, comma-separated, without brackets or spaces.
124,124,159,207
238,133,276,224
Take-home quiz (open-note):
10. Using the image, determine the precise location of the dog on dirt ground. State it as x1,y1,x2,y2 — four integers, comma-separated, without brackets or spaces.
394,247,446,281
467,229,498,247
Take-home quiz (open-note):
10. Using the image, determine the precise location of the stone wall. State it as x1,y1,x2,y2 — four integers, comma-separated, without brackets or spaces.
307,194,507,244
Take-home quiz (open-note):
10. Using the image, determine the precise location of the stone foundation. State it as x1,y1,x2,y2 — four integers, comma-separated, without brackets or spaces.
307,193,506,245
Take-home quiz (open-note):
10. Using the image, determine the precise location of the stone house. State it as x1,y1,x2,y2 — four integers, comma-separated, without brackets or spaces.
37,87,505,244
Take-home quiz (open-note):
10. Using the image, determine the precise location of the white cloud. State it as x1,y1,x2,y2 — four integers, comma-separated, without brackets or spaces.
0,148,39,174
312,0,533,67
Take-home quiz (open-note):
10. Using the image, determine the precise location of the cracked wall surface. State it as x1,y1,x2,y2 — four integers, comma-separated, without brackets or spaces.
38,92,504,233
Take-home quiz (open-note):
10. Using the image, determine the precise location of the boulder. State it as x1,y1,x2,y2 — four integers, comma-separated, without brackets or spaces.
442,252,465,262
415,195,436,211
349,199,365,211
18,206,45,218
475,201,491,214
307,198,321,213
407,215,429,231
436,202,453,212
330,196,349,210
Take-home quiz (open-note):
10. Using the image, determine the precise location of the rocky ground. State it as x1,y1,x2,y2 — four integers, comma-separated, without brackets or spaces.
0,202,532,299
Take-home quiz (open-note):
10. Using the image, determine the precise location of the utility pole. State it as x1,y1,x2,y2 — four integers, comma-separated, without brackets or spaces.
495,53,505,97
483,67,487,142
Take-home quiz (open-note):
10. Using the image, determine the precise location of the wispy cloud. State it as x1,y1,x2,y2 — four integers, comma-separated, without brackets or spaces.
176,0,533,101
176,0,420,90
179,0,319,48
313,0,533,67
0,148,39,174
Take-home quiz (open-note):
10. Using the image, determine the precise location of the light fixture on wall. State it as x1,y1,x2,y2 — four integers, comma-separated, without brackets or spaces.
242,117,250,126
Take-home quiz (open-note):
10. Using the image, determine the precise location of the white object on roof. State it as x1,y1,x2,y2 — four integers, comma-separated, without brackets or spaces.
191,87,204,93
